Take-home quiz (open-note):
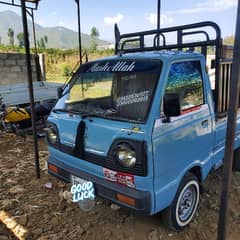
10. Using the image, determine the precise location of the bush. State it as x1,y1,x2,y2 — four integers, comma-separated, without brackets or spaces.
62,64,72,77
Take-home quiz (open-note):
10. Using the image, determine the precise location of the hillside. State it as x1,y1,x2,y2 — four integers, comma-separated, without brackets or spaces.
0,10,109,49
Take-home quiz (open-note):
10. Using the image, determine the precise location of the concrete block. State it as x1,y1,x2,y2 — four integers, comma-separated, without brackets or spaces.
5,60,17,66
0,53,8,60
11,66,21,72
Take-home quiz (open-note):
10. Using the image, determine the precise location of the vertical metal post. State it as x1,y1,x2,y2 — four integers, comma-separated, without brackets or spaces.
157,0,161,30
31,9,38,54
21,0,40,178
157,0,161,46
75,0,82,65
28,8,41,82
217,0,240,239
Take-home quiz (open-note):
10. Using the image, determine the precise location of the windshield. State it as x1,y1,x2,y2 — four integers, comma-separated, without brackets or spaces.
63,59,162,122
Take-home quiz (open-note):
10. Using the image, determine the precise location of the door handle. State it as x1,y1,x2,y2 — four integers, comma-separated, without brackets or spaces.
201,119,209,128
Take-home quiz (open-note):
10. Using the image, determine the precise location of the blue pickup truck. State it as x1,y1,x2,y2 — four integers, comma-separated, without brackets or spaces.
46,21,240,230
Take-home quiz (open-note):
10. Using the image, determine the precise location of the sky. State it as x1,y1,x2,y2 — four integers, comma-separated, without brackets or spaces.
0,0,238,42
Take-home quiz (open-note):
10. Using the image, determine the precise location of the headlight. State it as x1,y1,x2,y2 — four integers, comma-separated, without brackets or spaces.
46,127,58,145
115,143,136,168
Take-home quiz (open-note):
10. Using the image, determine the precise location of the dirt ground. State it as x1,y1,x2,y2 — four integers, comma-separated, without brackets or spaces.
0,134,240,240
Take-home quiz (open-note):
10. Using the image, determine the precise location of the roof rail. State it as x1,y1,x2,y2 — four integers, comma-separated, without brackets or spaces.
114,21,222,57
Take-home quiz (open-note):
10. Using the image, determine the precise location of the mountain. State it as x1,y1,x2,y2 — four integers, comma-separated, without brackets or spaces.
0,10,109,49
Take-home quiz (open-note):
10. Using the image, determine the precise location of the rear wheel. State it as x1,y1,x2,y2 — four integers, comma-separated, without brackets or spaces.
162,173,200,231
233,148,240,171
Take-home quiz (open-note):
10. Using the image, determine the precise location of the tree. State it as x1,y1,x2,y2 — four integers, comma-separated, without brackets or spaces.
40,37,46,49
90,26,100,51
90,26,99,38
0,36,2,45
17,32,24,48
44,35,48,44
7,28,14,46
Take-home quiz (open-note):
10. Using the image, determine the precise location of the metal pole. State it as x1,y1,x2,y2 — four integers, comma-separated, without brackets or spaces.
31,9,38,54
27,8,41,82
75,0,82,65
217,0,240,239
21,0,40,178
157,0,161,46
157,0,161,30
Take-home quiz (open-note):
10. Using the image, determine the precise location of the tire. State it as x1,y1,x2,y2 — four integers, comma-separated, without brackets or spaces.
162,173,200,231
233,148,240,171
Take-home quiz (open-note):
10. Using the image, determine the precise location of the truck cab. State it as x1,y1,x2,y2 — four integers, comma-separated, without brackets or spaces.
46,21,240,230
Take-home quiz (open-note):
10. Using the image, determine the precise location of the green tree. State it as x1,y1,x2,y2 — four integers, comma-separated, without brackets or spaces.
17,32,24,48
90,26,100,51
7,28,14,46
44,35,48,44
0,36,2,45
90,26,99,38
40,37,46,49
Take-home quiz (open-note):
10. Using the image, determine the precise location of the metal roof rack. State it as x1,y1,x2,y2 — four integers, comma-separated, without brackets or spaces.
115,21,222,58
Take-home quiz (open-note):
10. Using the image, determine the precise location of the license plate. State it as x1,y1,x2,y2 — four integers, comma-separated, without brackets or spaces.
71,175,89,185
70,175,95,203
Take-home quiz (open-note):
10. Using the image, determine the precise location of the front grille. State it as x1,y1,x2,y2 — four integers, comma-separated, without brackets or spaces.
53,143,147,176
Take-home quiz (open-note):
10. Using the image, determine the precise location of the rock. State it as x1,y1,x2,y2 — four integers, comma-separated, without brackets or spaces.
18,214,28,226
209,223,217,233
76,226,85,235
148,229,159,240
4,160,16,169
9,186,25,194
110,204,121,211
0,199,16,210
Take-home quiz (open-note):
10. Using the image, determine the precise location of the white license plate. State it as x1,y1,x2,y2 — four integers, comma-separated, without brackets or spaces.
71,175,89,185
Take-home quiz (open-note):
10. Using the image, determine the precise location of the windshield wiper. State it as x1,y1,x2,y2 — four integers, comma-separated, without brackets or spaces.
52,108,103,119
52,108,81,114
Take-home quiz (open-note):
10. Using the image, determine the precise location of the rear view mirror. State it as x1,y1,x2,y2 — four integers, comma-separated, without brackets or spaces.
163,93,181,118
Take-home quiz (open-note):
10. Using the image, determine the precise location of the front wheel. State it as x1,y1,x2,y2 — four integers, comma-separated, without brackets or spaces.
162,173,200,231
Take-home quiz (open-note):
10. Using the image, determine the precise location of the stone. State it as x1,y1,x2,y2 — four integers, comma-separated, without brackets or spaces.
18,214,28,226
9,186,25,194
0,199,14,210
209,223,217,233
110,203,121,211
76,226,85,235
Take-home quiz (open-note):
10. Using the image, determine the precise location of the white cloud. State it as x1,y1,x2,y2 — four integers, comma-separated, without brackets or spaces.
104,13,124,25
167,0,237,15
146,13,174,26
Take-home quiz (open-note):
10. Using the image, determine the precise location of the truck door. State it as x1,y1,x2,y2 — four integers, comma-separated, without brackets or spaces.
152,60,214,211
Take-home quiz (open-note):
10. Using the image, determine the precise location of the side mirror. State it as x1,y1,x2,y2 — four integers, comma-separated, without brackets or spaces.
57,86,64,99
163,93,181,118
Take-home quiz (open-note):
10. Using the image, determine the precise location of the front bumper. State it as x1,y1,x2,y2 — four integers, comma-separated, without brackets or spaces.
48,155,151,215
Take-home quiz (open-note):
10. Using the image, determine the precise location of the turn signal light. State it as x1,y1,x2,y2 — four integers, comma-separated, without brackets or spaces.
48,164,59,173
117,193,135,206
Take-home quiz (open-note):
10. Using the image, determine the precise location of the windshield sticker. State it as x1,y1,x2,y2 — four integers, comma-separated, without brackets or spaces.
71,182,95,203
116,90,149,107
87,61,136,72
121,74,136,81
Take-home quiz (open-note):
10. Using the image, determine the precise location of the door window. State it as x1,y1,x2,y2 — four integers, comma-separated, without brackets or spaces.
165,61,204,112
